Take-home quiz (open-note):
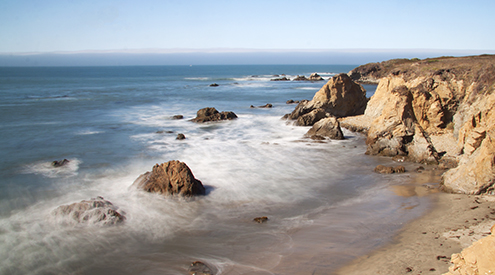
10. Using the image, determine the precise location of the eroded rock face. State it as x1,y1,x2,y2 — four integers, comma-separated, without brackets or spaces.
287,73,367,125
132,160,205,197
51,196,125,226
342,55,495,194
443,224,495,275
305,117,344,140
191,107,237,123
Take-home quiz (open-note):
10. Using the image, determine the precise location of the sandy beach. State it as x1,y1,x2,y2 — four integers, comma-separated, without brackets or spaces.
336,188,495,275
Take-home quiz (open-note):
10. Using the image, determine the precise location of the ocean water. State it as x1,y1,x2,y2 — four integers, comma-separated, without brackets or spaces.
0,65,434,274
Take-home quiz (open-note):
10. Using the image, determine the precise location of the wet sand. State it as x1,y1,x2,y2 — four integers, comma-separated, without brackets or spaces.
336,190,495,275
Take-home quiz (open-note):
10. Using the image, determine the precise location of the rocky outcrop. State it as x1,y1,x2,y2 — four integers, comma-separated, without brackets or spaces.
305,116,344,140
286,73,367,126
443,224,495,275
51,196,125,225
191,107,237,123
271,76,290,81
308,72,324,81
293,75,308,81
131,160,205,197
341,54,495,194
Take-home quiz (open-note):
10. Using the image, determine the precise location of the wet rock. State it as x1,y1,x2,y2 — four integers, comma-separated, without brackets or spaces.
258,103,273,108
286,99,300,104
131,160,205,197
305,116,344,140
374,165,406,174
52,159,70,167
253,216,268,223
191,107,237,123
293,75,308,81
176,133,186,140
188,261,214,275
51,196,125,225
209,83,219,87
271,76,290,81
172,115,184,120
308,72,324,81
295,108,328,126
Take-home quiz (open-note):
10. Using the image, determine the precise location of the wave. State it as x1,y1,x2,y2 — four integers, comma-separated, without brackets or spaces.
23,158,81,178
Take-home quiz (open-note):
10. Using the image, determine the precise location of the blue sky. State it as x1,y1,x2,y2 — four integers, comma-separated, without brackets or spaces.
1,0,494,53
0,0,494,65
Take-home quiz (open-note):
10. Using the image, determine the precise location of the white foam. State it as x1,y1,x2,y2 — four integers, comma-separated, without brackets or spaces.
23,158,81,178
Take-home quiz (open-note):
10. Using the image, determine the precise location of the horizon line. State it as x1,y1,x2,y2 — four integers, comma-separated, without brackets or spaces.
2,48,495,56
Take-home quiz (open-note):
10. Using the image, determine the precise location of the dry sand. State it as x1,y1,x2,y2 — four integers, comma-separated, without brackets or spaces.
336,191,495,275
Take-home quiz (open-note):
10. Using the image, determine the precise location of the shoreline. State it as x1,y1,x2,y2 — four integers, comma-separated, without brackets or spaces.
335,190,495,275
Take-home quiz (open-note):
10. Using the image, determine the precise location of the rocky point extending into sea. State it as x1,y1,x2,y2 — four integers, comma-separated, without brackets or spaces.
286,54,495,275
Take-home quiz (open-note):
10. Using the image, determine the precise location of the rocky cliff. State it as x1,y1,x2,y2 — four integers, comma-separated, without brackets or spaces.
342,55,495,195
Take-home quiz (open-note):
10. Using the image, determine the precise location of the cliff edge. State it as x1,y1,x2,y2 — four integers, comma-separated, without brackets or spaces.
342,55,495,195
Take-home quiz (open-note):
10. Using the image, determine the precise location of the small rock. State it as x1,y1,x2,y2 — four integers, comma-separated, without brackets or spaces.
176,133,186,140
52,159,70,168
253,216,268,223
406,267,413,272
209,83,219,87
188,261,214,275
172,115,184,120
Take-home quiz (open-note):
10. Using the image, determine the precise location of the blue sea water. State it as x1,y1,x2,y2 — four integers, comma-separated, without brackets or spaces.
0,65,431,274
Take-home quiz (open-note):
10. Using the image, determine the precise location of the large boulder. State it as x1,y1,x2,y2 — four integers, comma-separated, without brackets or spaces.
51,196,125,226
305,116,344,140
191,107,237,123
443,224,495,275
131,160,205,197
295,108,328,126
287,73,367,125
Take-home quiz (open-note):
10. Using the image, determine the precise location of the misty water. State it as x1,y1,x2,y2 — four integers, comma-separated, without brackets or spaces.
0,65,435,274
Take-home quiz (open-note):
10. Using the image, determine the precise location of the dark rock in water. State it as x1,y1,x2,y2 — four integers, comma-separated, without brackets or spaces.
191,107,238,123
209,83,219,87
305,117,344,140
176,133,186,140
131,160,205,197
52,196,125,225
286,99,300,104
308,72,324,81
293,75,308,81
253,216,268,223
259,103,272,108
172,115,184,120
188,261,215,275
271,76,290,81
52,159,70,167
374,165,407,174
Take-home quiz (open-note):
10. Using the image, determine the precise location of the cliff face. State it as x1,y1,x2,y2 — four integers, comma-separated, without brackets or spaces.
343,55,495,195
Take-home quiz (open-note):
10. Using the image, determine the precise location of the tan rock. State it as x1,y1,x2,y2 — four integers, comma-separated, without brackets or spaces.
443,223,495,275
287,74,367,125
132,160,205,197
305,116,344,140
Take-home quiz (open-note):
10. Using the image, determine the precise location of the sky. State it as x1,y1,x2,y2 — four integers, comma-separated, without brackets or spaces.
1,0,494,65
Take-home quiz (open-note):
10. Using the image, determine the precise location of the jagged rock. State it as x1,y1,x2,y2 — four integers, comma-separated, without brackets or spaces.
188,261,215,275
374,165,406,174
293,75,308,81
51,196,125,225
191,107,237,123
305,117,344,140
342,55,495,194
176,133,186,140
52,159,70,167
131,160,205,197
308,72,324,81
295,108,328,126
287,74,367,125
271,76,290,81
443,224,495,275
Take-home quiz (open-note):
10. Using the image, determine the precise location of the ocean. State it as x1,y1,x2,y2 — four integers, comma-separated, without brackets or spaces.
0,65,433,274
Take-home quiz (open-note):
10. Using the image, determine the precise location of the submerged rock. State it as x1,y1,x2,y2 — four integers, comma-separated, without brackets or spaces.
52,159,70,167
51,196,125,226
131,160,205,197
188,261,215,275
191,107,238,123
